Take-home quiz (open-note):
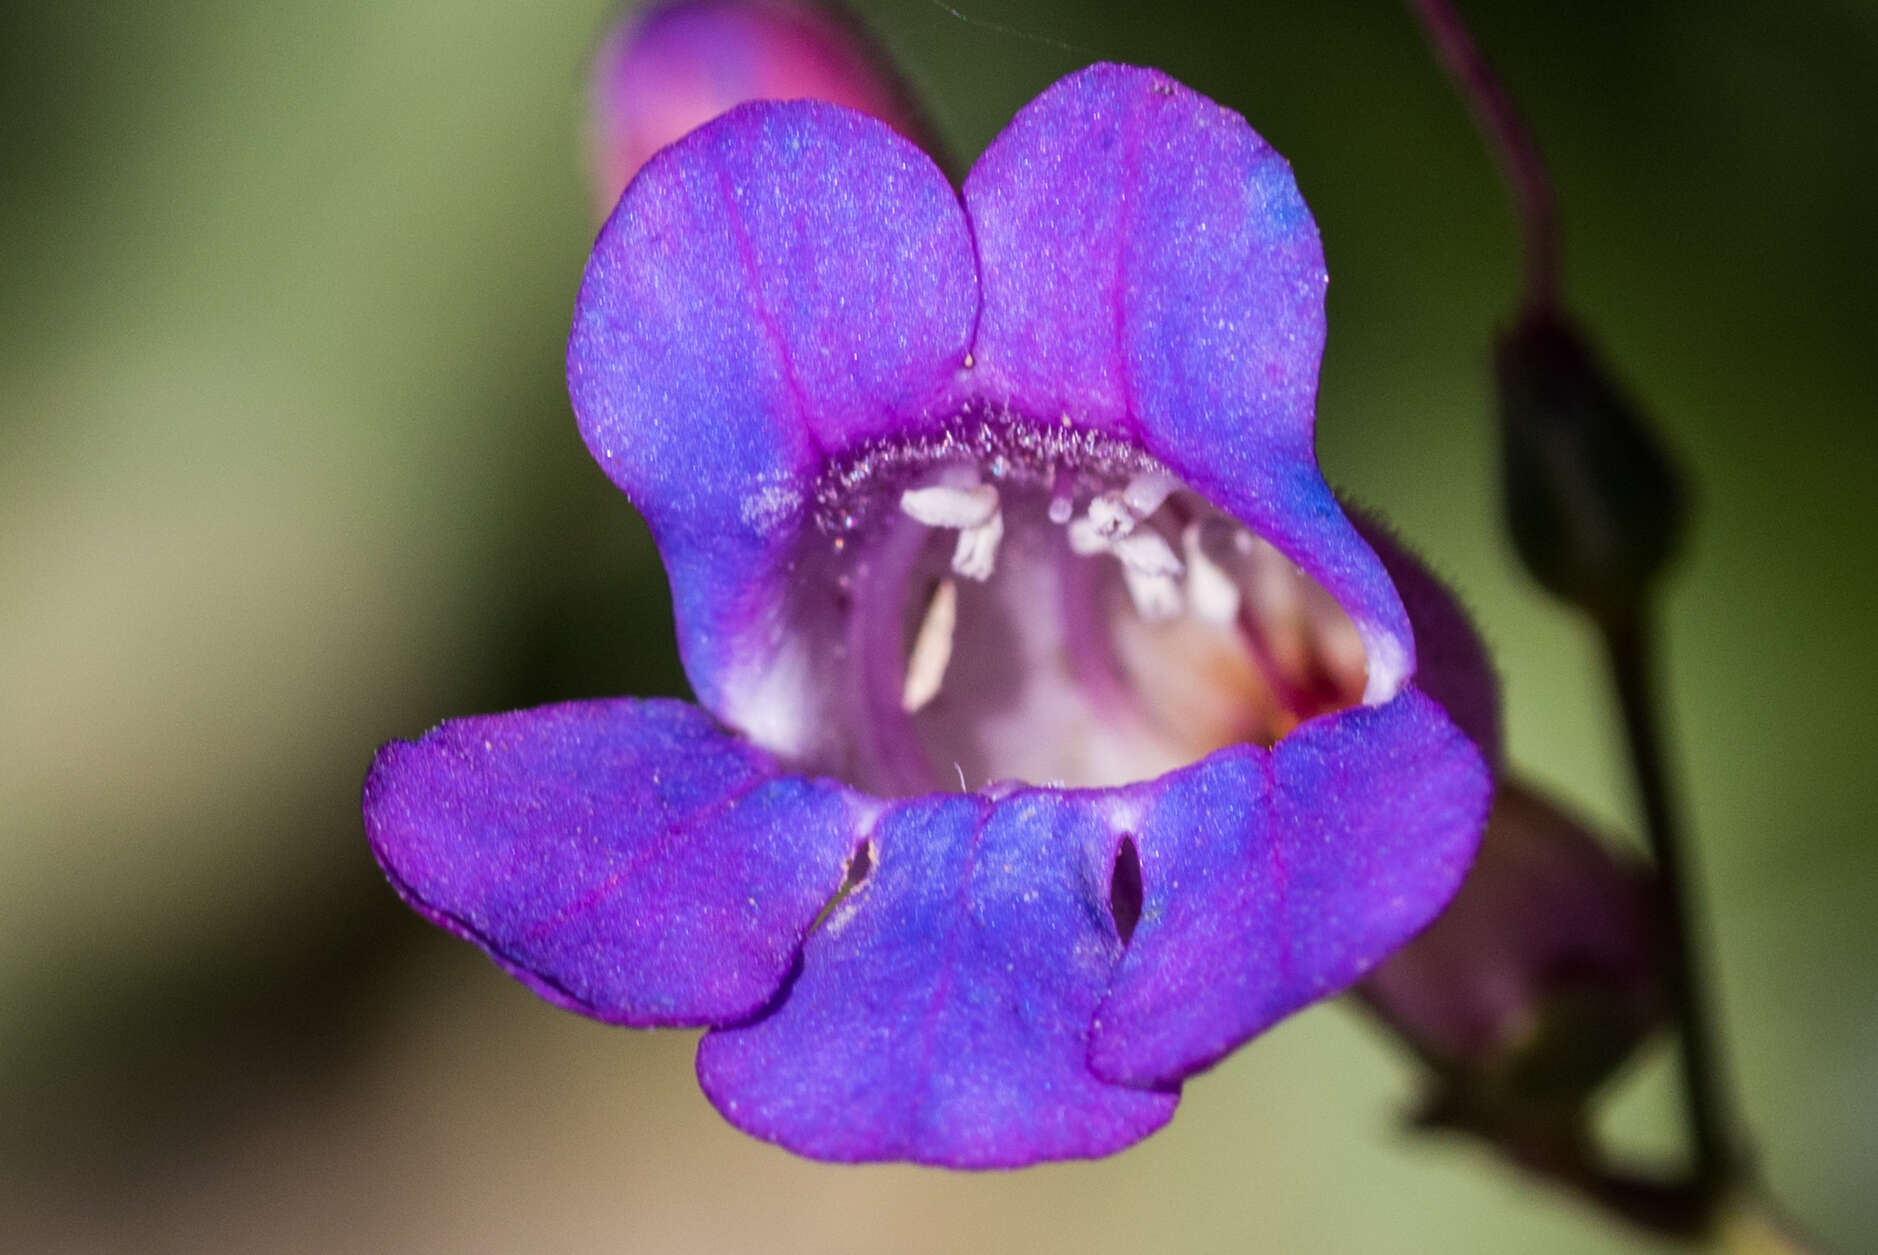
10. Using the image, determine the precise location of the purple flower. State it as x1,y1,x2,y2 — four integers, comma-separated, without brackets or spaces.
588,0,928,217
366,63,1494,1167
1361,781,1664,1095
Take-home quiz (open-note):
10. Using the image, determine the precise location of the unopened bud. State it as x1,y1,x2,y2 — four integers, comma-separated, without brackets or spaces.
588,0,933,217
1498,312,1688,621
1360,782,1664,1104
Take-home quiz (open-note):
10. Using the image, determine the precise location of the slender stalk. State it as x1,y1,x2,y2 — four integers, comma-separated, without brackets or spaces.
1402,0,1746,1222
1601,608,1737,1201
1403,0,1560,316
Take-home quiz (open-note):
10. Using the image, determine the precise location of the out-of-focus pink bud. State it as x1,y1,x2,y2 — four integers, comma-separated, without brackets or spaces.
589,0,930,216
1360,782,1665,1102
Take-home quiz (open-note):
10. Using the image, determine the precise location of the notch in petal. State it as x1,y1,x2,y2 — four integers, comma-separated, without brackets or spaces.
365,699,863,1027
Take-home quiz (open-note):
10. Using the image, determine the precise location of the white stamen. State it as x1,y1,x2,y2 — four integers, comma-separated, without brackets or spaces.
1086,492,1136,540
1122,565,1184,622
899,481,998,530
1111,528,1183,578
1067,515,1110,556
951,509,1005,581
1122,472,1177,519
902,578,958,713
1182,522,1242,624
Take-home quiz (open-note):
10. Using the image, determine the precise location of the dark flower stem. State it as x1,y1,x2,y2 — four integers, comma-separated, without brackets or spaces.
1403,0,1743,1222
1601,608,1737,1202
1403,0,1560,317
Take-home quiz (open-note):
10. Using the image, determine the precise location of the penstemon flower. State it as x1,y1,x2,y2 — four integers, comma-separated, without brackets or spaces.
587,0,929,216
1362,781,1664,1101
365,63,1494,1167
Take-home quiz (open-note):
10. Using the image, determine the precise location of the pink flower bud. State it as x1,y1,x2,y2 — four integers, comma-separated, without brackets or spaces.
1361,782,1665,1098
589,0,929,216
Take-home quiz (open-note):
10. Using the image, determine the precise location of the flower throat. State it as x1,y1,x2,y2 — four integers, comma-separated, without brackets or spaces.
787,412,1370,797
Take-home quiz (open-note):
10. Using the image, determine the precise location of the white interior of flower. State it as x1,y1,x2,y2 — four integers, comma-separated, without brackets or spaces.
762,433,1372,798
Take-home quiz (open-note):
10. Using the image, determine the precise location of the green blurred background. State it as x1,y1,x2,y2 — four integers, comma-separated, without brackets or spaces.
2,0,1872,1249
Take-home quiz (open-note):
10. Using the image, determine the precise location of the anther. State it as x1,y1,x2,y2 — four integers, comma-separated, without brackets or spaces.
1111,528,1183,578
1086,492,1135,541
899,481,998,530
951,510,1004,581
1182,522,1242,624
902,578,958,713
1067,515,1111,556
1121,472,1176,519
900,479,1004,581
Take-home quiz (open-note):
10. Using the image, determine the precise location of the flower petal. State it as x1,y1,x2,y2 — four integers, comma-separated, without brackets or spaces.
963,63,1414,701
1088,688,1490,1088
568,100,976,709
364,699,864,1027
696,790,1178,1166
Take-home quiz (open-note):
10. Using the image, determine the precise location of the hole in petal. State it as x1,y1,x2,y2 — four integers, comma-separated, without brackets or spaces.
810,839,875,933
1109,836,1143,947
846,839,874,885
